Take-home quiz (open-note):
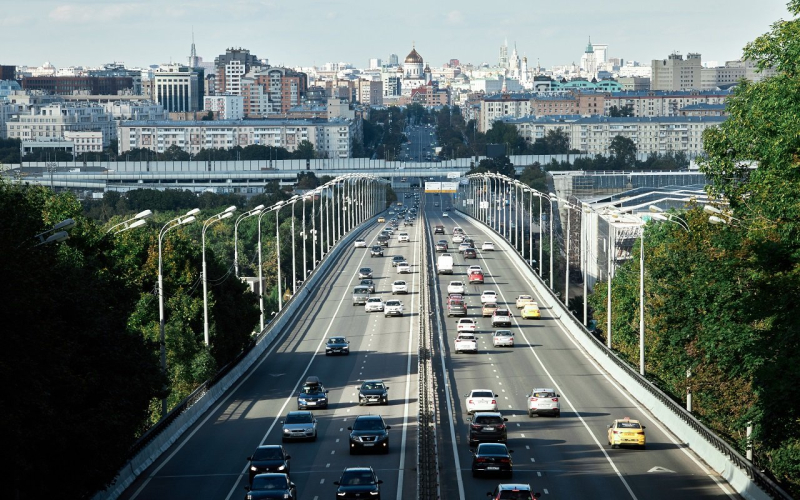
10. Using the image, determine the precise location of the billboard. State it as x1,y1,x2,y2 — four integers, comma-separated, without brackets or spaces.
440,182,458,193
447,172,461,179
424,182,442,193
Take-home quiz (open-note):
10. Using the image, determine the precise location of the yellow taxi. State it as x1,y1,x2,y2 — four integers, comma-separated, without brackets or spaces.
515,294,534,308
521,302,540,319
607,417,646,449
377,216,386,223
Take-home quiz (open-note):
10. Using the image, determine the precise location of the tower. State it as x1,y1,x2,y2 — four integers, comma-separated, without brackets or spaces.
499,39,509,69
188,28,199,68
580,37,597,78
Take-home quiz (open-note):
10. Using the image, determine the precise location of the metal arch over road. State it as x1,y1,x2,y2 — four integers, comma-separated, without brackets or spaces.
117,189,754,500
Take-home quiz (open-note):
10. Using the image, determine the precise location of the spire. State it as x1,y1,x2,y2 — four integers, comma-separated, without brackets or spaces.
188,26,198,67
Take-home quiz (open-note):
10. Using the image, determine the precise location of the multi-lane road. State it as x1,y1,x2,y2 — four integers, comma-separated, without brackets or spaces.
121,190,740,500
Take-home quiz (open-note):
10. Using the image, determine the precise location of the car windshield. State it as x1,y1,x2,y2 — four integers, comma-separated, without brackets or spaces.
496,331,513,336
478,443,508,455
329,337,346,344
285,413,313,424
386,301,401,306
362,382,385,390
251,475,288,490
475,415,504,425
353,418,385,431
340,470,377,486
368,298,381,303
360,268,370,273
252,447,283,460
618,421,642,429
301,384,321,394
496,310,510,316
533,392,555,398
497,489,532,499
472,391,493,398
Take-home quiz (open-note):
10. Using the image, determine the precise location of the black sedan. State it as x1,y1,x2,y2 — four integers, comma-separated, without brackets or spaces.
370,245,384,257
325,337,350,356
358,380,389,406
471,443,513,477
360,279,376,293
244,473,296,499
246,445,290,483
348,415,391,454
334,467,383,499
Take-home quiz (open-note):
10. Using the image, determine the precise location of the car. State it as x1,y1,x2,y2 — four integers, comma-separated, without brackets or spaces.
434,202,440,207
447,281,465,295
404,219,414,226
457,317,477,332
492,308,512,327
383,226,394,235
360,279,376,293
515,295,534,309
465,389,499,414
348,415,391,454
281,411,318,441
244,473,296,499
334,467,383,499
397,261,411,274
468,265,482,274
453,234,464,244
352,285,370,306
365,297,384,312
447,293,464,303
527,388,561,418
358,267,373,279
492,330,515,347
377,234,390,247
358,380,389,405
392,280,408,294
463,238,476,248
458,242,472,253
447,299,467,316
471,443,513,477
443,212,449,217
481,290,498,304
354,238,367,248
246,445,291,483
468,412,509,446
384,299,404,317
521,303,540,319
455,333,478,353
370,245,384,257
469,271,485,284
464,248,477,259
482,241,495,251
296,376,329,409
434,225,445,234
325,336,350,356
482,302,499,317
487,483,541,499
377,217,385,223
435,240,448,252
398,232,410,242
391,255,405,267
607,417,646,448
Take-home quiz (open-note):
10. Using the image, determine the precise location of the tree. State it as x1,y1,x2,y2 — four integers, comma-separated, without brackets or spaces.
293,140,316,160
609,105,634,117
485,121,529,155
608,135,637,168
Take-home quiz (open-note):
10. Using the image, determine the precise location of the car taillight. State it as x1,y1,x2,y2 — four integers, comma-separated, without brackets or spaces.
496,424,505,430
612,430,619,434
500,458,511,463
468,400,474,405
530,398,538,402
471,424,480,429
491,399,496,405
552,398,559,402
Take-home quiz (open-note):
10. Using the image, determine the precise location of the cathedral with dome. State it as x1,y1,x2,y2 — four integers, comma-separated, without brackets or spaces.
400,45,432,96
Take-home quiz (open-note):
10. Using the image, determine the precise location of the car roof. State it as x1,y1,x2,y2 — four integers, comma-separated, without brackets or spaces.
355,414,383,421
473,411,503,417
497,483,533,491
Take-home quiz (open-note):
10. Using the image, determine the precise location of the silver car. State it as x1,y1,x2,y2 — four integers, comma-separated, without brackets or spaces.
281,411,317,441
365,297,384,312
492,330,515,347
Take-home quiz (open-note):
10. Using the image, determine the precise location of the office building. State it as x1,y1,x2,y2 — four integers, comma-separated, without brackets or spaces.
214,48,267,95
153,64,203,113
651,53,702,91
6,102,115,146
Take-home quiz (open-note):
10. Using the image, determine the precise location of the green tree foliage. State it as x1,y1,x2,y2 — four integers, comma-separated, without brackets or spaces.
530,128,571,155
484,121,530,155
609,135,638,167
0,183,165,498
519,163,548,193
0,137,21,163
468,155,516,177
608,105,634,117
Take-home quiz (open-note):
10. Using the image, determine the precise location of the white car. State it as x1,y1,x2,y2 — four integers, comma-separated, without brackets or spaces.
481,241,495,251
456,318,477,333
481,291,498,304
397,261,411,274
442,212,449,217
526,388,561,417
464,389,498,414
364,297,384,312
398,232,410,242
392,280,408,295
468,265,482,274
447,281,465,295
354,239,367,248
454,333,478,353
452,234,464,244
492,330,515,347
384,299,404,317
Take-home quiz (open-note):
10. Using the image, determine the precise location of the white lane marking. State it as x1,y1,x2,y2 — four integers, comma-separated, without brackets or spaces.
526,445,530,450
544,489,549,494
470,215,737,498
331,450,335,455
336,438,340,443
326,463,330,468
320,479,325,484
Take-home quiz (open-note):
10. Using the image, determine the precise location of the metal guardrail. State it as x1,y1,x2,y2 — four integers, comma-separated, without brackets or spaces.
417,216,439,500
457,207,792,500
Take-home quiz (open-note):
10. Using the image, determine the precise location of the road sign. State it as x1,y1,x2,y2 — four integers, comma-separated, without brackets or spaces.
424,182,442,193
447,172,461,179
480,201,489,209
440,182,458,193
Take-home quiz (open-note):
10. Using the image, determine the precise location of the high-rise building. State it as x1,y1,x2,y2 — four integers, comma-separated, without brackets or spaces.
499,40,509,69
388,54,399,66
214,48,267,95
1,65,16,81
188,29,199,68
369,58,382,70
651,52,702,91
240,67,308,117
153,64,202,112
580,39,597,77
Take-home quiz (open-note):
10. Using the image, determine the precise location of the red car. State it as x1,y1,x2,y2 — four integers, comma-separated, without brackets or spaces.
469,271,484,284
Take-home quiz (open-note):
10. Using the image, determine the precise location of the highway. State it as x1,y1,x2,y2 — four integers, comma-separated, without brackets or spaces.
426,192,739,499
121,200,423,500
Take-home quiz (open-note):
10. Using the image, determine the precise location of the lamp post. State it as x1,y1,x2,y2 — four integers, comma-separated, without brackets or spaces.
107,209,152,234
158,208,199,418
289,195,299,295
301,194,307,280
258,203,282,331
202,205,237,345
234,204,264,277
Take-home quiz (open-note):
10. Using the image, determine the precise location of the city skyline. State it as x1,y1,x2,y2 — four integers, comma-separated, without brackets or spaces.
1,0,792,70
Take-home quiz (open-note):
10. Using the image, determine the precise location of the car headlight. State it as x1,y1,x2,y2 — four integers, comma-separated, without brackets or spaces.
337,493,347,497
370,492,380,496
320,397,327,401
283,428,291,433
250,466,258,471
277,464,286,471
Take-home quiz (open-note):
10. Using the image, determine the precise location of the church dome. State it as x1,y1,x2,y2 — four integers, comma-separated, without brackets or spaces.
424,64,431,73
405,48,423,64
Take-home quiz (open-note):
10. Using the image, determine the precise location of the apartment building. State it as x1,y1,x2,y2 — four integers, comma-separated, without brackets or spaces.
214,48,267,95
240,67,308,117
6,102,115,145
63,130,104,154
602,89,731,117
357,79,383,106
204,94,244,120
479,93,534,132
651,53,702,91
118,117,358,158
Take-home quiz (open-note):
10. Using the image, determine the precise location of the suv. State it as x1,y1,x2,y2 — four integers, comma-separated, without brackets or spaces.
359,279,375,293
435,240,448,252
468,412,509,446
246,445,291,483
448,299,467,317
488,483,541,500
352,285,370,306
526,388,561,418
297,376,328,409
377,234,390,247
348,415,391,454
370,245,384,257
384,299,404,317
492,308,513,327
358,380,389,406
464,248,477,259
334,467,383,499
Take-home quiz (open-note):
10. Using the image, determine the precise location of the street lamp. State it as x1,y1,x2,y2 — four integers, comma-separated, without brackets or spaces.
107,209,152,234
26,218,76,247
202,205,237,345
258,202,283,331
158,208,199,418
289,195,300,295
234,204,264,277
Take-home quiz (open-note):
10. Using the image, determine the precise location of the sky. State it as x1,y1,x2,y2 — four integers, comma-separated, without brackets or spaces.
0,0,793,70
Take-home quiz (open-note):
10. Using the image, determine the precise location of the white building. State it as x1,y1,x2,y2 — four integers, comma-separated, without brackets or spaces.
64,130,104,154
203,94,244,120
103,100,166,121
6,102,115,146
401,46,430,96
153,64,202,112
651,53,702,91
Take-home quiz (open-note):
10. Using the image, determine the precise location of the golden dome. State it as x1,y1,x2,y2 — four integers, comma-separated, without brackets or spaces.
405,48,423,64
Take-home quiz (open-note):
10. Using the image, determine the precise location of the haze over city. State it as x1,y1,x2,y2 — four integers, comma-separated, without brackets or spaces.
0,0,791,67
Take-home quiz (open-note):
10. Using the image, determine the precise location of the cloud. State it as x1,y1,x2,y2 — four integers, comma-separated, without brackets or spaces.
49,3,139,23
446,10,464,25
0,14,33,27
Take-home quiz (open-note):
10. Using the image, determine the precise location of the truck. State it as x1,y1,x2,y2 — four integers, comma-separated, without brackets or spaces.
454,333,478,354
437,253,454,274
